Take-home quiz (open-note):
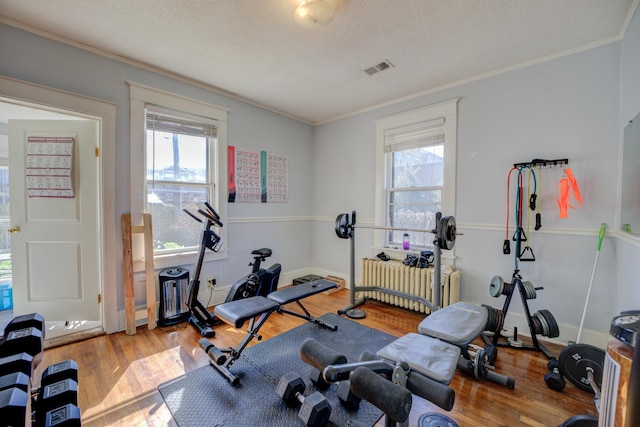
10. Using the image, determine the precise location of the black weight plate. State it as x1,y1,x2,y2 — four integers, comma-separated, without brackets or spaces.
489,275,504,298
482,304,494,332
558,414,598,427
438,216,456,250
335,213,350,239
558,344,605,393
540,309,560,338
418,412,460,427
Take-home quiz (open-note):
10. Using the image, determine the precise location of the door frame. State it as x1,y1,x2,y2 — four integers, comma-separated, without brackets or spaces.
0,75,117,333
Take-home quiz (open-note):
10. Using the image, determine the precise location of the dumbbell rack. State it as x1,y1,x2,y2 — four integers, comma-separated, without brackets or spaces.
482,270,555,359
0,312,82,425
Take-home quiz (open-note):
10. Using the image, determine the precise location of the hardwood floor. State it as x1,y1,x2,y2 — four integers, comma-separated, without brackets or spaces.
38,289,597,426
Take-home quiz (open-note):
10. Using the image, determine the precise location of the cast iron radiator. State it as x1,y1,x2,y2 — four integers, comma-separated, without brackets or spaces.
360,258,460,313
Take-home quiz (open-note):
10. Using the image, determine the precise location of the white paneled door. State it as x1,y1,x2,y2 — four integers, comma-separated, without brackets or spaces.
8,120,101,321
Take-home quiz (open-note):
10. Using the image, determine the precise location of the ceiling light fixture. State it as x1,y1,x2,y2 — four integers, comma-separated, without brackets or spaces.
294,0,338,27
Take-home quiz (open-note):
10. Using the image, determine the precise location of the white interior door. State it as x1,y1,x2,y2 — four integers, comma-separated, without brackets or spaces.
8,119,101,321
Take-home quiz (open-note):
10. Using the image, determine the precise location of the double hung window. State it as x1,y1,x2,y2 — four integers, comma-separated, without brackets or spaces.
375,100,458,250
145,108,217,253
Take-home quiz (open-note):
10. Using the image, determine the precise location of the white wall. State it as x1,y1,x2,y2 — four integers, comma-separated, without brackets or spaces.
0,23,315,318
312,42,625,348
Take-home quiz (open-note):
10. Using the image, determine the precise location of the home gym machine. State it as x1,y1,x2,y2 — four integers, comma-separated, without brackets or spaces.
333,211,514,389
334,210,460,317
183,202,281,338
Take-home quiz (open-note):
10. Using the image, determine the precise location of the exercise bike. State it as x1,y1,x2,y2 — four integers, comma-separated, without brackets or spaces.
183,202,282,338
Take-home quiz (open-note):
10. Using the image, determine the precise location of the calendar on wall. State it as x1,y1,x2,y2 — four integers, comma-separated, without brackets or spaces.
26,136,75,198
228,146,288,203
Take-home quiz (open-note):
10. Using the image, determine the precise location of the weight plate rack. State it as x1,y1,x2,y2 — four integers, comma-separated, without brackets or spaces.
483,272,558,359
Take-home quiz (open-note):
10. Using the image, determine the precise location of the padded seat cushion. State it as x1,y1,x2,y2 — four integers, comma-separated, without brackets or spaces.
418,301,487,346
214,296,279,328
267,279,336,305
376,333,460,385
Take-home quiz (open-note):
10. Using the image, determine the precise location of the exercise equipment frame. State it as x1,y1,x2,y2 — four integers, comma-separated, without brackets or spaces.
334,211,460,318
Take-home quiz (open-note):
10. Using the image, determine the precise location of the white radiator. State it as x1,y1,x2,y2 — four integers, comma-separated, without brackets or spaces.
360,258,460,314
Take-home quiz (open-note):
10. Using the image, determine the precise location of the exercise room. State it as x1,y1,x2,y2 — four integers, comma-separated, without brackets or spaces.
0,1,639,426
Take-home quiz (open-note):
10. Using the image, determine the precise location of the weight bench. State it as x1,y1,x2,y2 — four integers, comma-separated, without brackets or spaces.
384,301,515,388
300,302,514,426
198,279,338,385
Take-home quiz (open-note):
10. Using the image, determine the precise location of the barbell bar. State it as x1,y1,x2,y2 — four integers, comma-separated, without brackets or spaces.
335,211,462,250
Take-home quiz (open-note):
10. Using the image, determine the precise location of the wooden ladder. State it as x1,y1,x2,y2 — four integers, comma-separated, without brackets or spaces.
121,213,157,335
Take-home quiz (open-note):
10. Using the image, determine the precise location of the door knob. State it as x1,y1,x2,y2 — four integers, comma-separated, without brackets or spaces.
8,226,20,234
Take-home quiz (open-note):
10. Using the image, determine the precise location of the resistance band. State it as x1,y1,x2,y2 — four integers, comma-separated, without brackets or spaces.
557,167,582,218
504,167,518,255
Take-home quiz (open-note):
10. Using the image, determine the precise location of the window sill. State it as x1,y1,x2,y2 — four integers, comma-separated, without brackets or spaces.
133,248,228,272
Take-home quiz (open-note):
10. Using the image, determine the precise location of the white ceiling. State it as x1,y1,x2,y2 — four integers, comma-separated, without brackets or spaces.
0,0,637,124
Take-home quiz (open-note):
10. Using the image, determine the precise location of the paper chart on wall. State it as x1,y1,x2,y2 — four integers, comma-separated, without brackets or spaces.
266,153,288,203
231,147,262,203
228,146,289,203
26,136,75,198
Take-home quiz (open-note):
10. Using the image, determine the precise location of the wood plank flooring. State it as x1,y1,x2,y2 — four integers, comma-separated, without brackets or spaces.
38,289,597,426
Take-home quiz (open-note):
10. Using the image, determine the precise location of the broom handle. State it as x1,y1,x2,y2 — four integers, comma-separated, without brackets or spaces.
576,223,606,344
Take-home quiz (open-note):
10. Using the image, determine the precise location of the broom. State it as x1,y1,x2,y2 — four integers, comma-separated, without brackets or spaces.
576,223,607,344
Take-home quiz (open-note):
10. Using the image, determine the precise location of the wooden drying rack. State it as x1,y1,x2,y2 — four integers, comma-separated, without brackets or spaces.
121,213,157,335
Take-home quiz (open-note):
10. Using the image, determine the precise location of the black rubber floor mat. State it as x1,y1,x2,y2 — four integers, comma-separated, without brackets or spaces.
159,313,396,426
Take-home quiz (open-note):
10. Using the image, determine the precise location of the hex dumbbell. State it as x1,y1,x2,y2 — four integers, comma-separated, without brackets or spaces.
336,380,361,410
544,358,565,391
41,360,79,388
41,403,82,426
0,387,30,426
276,372,331,427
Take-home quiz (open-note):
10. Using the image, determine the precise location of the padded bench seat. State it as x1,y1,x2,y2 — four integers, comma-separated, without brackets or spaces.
214,296,279,328
213,279,337,329
377,333,461,385
267,279,337,305
418,301,488,346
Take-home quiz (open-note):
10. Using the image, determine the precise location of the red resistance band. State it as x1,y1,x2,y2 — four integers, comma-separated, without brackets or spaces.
557,168,582,218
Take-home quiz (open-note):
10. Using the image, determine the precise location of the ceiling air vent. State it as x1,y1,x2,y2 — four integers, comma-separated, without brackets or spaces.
364,60,394,76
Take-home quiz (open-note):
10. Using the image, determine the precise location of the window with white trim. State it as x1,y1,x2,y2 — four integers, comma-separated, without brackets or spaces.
375,99,458,250
129,82,228,265
145,107,217,253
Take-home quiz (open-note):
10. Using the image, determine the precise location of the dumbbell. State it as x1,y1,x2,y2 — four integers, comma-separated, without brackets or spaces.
35,360,80,425
41,360,79,388
4,313,45,338
1,313,46,371
336,380,361,410
0,352,35,379
0,387,30,426
276,372,331,427
544,358,565,391
41,403,82,426
0,326,44,368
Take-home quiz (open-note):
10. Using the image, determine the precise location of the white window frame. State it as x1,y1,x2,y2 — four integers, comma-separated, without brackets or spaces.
129,81,228,269
374,99,458,253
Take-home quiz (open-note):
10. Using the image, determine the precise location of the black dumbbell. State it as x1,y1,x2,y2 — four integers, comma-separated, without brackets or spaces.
336,380,361,410
276,372,331,427
4,313,45,339
0,387,30,427
0,326,44,368
544,358,565,391
41,403,82,427
38,378,79,412
41,360,79,388
0,352,35,378
0,371,30,393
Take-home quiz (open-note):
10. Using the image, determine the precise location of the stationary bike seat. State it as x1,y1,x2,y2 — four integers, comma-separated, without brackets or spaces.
251,248,272,257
